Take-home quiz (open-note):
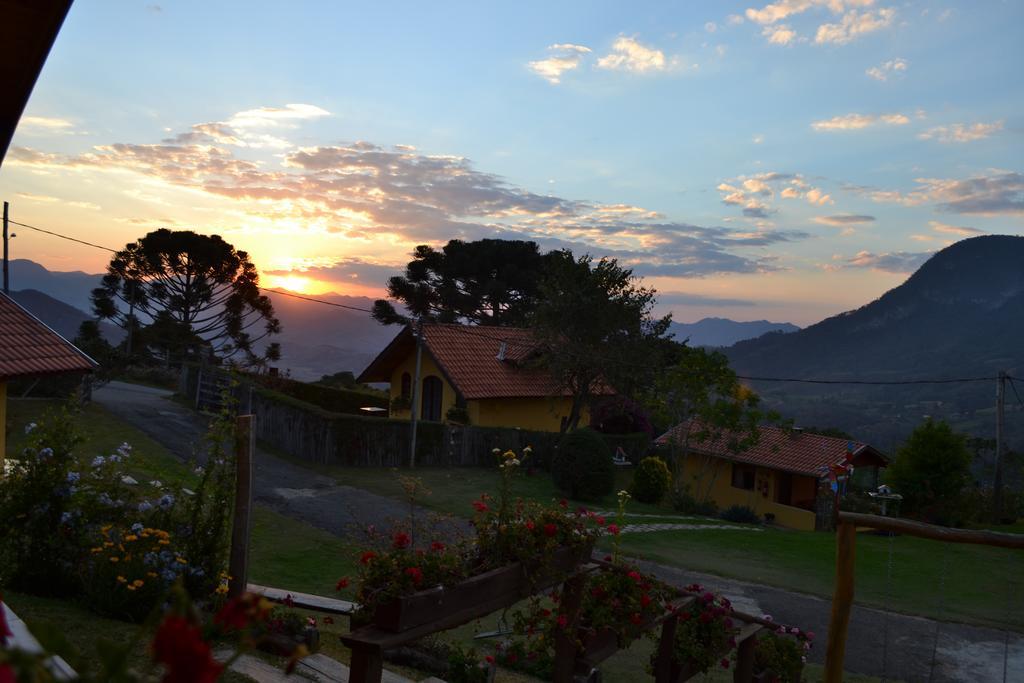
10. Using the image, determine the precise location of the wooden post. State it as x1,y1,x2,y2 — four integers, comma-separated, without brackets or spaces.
3,201,9,294
552,572,586,683
228,414,255,598
733,630,758,683
653,612,680,683
824,521,856,683
348,645,384,683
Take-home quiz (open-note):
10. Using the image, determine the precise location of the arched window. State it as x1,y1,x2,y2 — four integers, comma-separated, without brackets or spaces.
400,372,411,400
422,375,443,421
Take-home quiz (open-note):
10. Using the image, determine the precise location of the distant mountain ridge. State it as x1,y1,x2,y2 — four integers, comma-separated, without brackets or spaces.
7,289,123,344
669,317,799,348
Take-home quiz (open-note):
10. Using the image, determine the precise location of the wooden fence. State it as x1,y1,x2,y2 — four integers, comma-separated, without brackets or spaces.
823,511,1024,683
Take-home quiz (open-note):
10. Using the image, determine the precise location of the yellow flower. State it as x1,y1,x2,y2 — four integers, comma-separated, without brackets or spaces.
124,534,138,542
103,541,114,548
116,575,127,583
109,556,119,563
101,524,112,535
132,579,144,588
215,584,229,595
126,584,137,591
175,557,187,565
90,547,103,554
158,539,170,546
147,571,158,578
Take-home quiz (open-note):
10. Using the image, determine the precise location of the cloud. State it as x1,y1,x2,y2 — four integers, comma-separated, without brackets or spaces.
856,173,1024,215
8,111,813,278
762,24,798,45
527,44,592,84
17,116,75,135
836,250,931,273
656,292,756,307
596,36,670,73
928,221,984,237
705,21,718,33
719,171,832,215
866,57,907,81
811,112,910,131
917,121,1003,144
227,104,330,129
814,214,875,225
727,14,746,25
266,257,402,286
815,8,894,44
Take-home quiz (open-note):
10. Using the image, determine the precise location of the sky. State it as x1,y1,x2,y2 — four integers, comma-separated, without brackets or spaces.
1,0,1021,326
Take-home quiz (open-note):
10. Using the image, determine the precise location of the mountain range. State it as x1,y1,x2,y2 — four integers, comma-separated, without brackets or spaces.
726,235,1024,451
5,258,797,380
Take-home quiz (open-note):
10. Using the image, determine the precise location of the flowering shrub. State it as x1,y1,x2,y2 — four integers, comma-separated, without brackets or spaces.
631,456,672,504
752,620,814,683
665,584,739,675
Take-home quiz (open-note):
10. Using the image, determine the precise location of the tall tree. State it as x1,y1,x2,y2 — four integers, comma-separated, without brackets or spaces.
532,251,671,432
92,229,281,366
372,239,549,326
887,419,972,525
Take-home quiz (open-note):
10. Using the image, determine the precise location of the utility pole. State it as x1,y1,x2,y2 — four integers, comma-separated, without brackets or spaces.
994,370,1006,520
125,278,135,358
3,201,9,294
408,319,423,468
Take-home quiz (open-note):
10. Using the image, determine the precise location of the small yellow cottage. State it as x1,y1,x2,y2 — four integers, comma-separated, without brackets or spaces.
358,324,612,432
1,291,96,470
657,422,888,530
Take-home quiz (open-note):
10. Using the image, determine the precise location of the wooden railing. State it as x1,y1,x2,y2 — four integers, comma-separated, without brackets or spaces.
823,511,1024,683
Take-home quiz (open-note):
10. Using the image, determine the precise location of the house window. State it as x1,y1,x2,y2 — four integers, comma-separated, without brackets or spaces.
421,375,443,421
775,471,793,506
400,372,411,400
731,463,756,491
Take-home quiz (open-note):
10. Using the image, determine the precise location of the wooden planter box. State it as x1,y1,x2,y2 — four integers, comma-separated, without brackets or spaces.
259,626,320,656
371,541,593,633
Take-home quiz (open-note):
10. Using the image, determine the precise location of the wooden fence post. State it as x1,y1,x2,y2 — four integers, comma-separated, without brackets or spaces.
552,572,586,683
824,520,856,683
228,414,255,598
653,612,680,683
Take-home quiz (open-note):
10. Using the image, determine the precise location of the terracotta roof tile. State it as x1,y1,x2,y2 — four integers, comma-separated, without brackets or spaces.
655,421,886,477
0,292,96,381
359,323,614,400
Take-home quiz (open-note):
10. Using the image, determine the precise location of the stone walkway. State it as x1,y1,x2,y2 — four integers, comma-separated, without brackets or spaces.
620,522,763,534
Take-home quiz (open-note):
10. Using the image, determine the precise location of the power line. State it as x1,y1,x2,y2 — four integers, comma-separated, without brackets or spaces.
1008,377,1024,408
260,287,373,313
736,375,996,386
9,219,117,252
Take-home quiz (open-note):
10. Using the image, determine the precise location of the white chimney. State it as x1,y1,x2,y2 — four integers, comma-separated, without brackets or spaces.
496,341,507,361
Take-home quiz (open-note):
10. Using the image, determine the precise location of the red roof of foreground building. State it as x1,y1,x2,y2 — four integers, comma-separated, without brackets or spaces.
358,323,614,400
656,421,887,477
0,292,96,381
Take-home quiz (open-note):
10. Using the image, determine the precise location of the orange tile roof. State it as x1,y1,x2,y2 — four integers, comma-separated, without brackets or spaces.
655,421,887,477
359,323,614,400
0,292,96,381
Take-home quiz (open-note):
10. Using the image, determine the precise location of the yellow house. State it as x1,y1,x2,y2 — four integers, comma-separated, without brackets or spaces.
1,291,96,470
357,324,611,432
656,422,888,531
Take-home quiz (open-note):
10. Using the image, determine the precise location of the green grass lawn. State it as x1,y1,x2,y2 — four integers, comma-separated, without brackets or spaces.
286,460,1024,631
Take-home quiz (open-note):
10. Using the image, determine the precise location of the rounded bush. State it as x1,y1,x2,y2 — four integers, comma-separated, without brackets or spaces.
631,457,672,504
720,505,761,525
552,428,615,501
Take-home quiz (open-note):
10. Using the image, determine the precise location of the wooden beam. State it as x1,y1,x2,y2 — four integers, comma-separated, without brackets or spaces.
228,414,254,598
552,572,586,683
839,511,1024,549
824,521,856,683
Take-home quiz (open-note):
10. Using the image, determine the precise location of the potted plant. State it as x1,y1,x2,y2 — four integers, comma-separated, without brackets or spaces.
752,628,812,683
664,587,739,678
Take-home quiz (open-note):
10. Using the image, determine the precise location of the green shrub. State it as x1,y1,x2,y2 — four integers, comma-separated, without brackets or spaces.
720,505,761,525
631,457,672,504
551,428,614,501
672,487,718,517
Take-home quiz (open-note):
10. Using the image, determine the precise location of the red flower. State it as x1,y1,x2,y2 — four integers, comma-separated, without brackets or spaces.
699,611,713,624
557,614,568,628
806,631,816,641
540,608,552,617
507,652,518,664
335,577,350,591
0,664,14,683
591,586,605,598
323,616,335,625
679,611,691,622
559,498,568,509
543,523,558,537
214,598,250,631
641,593,652,608
360,551,377,565
284,594,295,608
525,520,535,531
405,566,423,585
392,532,411,549
430,541,446,551
630,613,643,625
152,615,224,683
484,655,495,664
720,658,731,669
627,570,642,582
472,500,489,512
595,516,606,526
607,524,620,535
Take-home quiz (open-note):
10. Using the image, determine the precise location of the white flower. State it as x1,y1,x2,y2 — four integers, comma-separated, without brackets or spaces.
117,442,132,457
149,480,163,488
24,422,37,434
138,500,153,512
91,456,105,468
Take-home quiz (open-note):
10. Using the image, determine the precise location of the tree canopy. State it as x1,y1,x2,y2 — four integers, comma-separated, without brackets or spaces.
91,229,280,366
371,239,550,326
886,419,973,525
532,250,672,432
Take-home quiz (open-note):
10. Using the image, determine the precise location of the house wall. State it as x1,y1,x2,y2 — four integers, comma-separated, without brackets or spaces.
388,353,457,422
385,349,587,433
679,454,817,531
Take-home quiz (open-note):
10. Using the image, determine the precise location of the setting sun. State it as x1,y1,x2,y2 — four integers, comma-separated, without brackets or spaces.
264,273,318,294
